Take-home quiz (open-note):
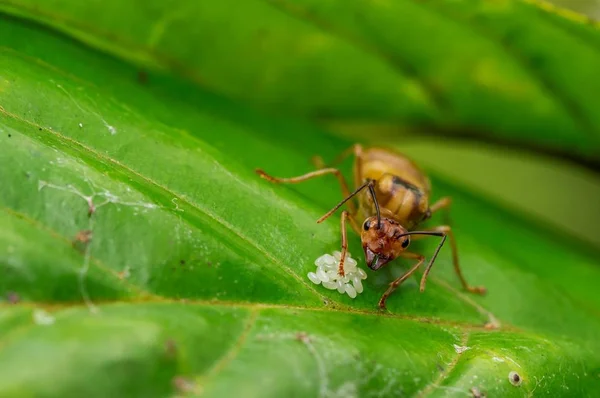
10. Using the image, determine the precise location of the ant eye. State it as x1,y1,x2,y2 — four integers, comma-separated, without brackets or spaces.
401,237,410,248
363,220,371,231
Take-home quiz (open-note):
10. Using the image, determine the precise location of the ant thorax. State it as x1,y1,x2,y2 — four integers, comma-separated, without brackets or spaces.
357,174,429,230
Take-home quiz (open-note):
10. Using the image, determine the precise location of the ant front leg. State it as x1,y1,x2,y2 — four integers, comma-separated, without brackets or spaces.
378,252,425,309
412,225,486,295
336,210,354,276
311,144,363,170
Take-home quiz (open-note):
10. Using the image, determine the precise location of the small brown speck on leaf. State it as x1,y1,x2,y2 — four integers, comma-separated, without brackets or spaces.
117,266,130,280
172,376,198,394
72,230,93,252
470,386,487,398
484,321,499,330
87,203,96,218
7,291,20,304
74,230,93,243
295,332,310,343
164,338,178,359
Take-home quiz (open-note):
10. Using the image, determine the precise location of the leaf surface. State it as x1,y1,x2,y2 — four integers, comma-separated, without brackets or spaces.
1,13,600,398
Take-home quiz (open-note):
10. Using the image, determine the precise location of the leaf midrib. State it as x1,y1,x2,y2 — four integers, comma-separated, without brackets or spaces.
0,298,509,332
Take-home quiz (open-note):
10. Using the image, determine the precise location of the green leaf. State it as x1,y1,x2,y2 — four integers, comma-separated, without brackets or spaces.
2,0,600,165
1,11,600,398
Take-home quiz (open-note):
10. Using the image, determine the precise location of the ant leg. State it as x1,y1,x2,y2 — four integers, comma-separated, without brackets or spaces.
411,225,486,295
256,167,357,215
347,212,360,234
311,155,326,169
337,210,354,276
429,197,451,213
311,144,364,170
316,179,377,231
378,252,425,309
428,196,452,224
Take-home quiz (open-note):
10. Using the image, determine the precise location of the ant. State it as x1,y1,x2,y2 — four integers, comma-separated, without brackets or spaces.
256,144,486,309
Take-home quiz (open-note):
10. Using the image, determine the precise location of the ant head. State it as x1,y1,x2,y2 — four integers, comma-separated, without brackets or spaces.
360,216,411,270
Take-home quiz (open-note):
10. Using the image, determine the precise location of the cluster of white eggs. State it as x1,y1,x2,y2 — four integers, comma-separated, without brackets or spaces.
307,251,367,298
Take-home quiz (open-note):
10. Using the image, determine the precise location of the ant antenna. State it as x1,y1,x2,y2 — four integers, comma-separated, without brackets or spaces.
367,182,381,229
317,180,378,224
395,231,446,291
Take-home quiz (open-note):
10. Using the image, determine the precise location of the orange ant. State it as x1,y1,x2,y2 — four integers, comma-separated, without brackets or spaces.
256,144,486,309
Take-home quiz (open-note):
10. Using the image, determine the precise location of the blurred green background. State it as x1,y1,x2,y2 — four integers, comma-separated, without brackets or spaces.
551,0,600,18
391,0,600,248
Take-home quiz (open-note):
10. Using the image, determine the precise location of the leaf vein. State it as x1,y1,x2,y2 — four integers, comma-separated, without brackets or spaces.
1,299,510,331
417,330,471,397
195,308,260,389
0,205,150,298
